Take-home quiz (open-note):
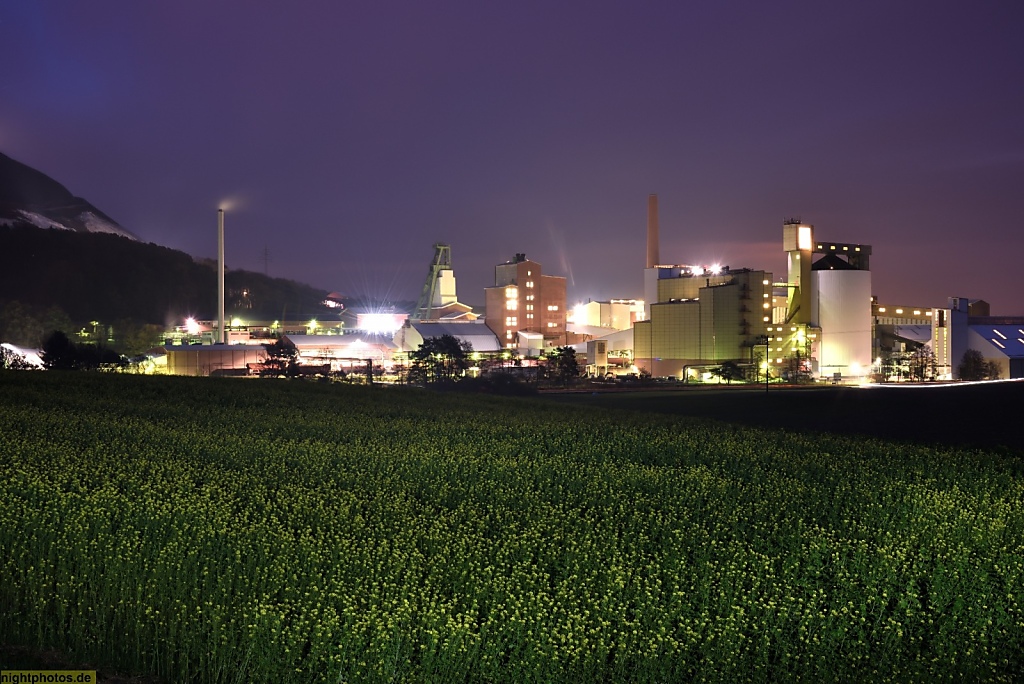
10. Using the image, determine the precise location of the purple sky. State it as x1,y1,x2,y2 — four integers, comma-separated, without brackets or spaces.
2,1,1022,312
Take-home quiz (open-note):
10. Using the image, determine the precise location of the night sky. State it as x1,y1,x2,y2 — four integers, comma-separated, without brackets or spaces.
2,1,1022,313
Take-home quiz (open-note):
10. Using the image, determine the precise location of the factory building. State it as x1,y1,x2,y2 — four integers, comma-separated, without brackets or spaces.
634,206,874,381
393,320,501,354
869,300,937,380
636,194,773,378
932,297,1024,379
570,299,644,331
164,345,266,377
633,266,773,378
282,334,396,372
484,253,566,350
872,300,935,358
779,220,873,381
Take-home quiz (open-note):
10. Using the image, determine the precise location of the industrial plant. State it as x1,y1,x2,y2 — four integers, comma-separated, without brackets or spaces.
153,199,1023,382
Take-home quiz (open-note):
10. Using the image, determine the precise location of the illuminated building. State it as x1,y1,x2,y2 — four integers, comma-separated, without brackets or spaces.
393,320,501,354
634,211,875,381
780,220,872,381
164,345,265,377
933,297,1024,379
412,244,477,321
570,299,644,331
283,334,396,372
484,253,566,350
870,299,936,380
633,266,773,378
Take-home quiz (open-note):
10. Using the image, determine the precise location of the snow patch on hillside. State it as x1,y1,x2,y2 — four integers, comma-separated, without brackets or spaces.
78,211,136,239
17,210,69,230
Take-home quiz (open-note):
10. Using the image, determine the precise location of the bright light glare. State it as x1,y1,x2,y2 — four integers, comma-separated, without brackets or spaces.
573,303,586,323
709,264,722,274
358,313,404,334
185,318,200,335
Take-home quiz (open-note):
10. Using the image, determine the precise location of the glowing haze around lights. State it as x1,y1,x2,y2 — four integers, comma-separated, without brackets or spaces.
357,313,406,334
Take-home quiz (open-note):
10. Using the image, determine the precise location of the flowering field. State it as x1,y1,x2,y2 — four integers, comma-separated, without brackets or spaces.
1,371,1022,682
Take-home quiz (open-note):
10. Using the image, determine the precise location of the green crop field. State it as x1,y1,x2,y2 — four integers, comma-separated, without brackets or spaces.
1,371,1022,682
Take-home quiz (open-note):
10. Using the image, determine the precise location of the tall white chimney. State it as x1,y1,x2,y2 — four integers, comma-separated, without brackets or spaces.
646,194,659,269
217,209,226,344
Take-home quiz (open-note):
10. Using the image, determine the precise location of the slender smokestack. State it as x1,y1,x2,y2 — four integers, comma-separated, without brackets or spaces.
217,209,225,344
646,194,659,269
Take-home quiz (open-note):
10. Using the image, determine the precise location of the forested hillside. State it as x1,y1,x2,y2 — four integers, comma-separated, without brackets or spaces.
0,226,330,348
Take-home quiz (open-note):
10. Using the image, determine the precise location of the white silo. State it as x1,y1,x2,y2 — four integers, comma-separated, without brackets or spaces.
810,256,872,380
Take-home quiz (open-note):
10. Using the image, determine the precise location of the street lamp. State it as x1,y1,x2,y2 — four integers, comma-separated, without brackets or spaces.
756,334,770,393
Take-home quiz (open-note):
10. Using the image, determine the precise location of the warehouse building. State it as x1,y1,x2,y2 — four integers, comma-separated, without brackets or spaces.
933,297,1024,379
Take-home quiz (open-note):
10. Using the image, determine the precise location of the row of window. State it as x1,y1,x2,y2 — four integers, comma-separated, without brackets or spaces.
505,299,558,312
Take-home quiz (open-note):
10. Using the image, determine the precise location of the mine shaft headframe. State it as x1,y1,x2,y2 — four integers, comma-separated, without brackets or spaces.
412,243,452,321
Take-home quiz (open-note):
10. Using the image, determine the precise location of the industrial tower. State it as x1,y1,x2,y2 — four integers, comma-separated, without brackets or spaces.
412,243,454,321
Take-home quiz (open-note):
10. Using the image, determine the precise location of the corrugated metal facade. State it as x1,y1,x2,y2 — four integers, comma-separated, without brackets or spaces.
812,270,872,376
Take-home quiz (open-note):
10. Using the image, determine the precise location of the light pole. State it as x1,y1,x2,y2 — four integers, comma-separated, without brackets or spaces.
756,334,770,393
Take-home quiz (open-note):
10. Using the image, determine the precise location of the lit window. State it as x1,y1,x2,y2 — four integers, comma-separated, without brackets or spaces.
763,303,770,309
762,279,769,285
763,293,769,298
526,281,534,288
527,314,533,319
797,226,812,250
506,300,516,310
505,287,517,298
914,310,921,315
763,316,770,322
878,307,886,313
527,270,532,276
895,309,903,314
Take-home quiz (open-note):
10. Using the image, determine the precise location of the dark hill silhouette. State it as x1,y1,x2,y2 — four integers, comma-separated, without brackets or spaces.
0,151,137,239
0,225,330,328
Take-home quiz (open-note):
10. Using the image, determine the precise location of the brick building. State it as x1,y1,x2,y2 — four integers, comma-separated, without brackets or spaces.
484,253,567,350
